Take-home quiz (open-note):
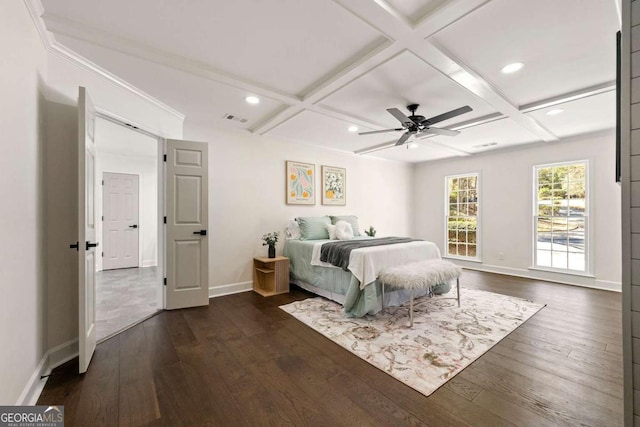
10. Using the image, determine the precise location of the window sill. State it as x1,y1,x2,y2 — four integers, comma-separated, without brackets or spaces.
443,256,483,264
528,266,594,278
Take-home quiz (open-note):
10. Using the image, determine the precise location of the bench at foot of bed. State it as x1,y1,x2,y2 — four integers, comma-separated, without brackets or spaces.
379,259,462,327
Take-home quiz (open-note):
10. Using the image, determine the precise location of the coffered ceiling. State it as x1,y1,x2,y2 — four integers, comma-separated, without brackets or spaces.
38,0,619,163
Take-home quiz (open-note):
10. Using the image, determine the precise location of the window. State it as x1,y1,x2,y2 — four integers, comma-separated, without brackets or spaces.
445,173,479,260
534,161,588,273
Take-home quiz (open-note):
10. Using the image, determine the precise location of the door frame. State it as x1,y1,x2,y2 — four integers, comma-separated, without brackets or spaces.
95,111,166,311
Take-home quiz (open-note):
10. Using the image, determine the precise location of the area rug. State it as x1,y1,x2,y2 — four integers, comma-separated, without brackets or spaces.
280,288,544,397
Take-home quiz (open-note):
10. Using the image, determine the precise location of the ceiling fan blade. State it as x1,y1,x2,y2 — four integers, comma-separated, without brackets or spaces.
395,132,411,146
422,105,473,126
358,128,404,135
425,127,460,136
387,108,415,126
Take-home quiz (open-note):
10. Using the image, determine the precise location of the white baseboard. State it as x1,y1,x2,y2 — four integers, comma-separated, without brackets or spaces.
460,263,621,292
209,281,253,298
141,260,157,268
47,338,79,371
16,352,49,405
17,338,79,406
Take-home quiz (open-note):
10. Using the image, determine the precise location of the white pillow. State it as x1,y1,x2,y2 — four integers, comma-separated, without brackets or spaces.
335,220,354,240
285,220,301,239
326,224,337,240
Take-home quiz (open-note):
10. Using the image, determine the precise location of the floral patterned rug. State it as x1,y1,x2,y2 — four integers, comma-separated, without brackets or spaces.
280,288,544,397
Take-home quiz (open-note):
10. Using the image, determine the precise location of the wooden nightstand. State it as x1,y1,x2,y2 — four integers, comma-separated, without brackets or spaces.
253,256,290,297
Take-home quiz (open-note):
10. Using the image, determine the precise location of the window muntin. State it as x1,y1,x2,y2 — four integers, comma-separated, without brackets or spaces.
446,174,479,259
534,162,588,272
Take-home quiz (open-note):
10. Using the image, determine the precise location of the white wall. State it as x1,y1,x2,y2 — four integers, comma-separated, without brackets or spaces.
184,122,414,293
95,119,158,270
0,2,47,404
413,130,621,290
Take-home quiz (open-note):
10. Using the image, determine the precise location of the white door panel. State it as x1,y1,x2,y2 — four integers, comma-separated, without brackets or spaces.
78,86,97,374
165,139,209,310
102,172,139,270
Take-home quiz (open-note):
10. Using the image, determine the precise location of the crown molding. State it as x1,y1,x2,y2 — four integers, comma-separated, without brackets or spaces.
40,11,300,106
23,0,185,121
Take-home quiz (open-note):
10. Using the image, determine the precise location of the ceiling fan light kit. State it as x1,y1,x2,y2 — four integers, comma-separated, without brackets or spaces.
358,104,473,149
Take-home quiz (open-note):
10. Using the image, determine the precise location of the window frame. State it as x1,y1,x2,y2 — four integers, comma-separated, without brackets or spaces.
443,172,481,262
532,160,591,276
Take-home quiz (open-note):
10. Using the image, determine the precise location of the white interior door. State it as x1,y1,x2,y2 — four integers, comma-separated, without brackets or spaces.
165,139,209,310
78,87,97,373
102,172,140,270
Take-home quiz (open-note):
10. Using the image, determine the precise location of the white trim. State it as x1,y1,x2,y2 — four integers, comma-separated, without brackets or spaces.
444,171,481,262
47,338,79,371
209,281,253,298
142,260,157,268
532,160,591,274
16,354,48,406
23,0,185,121
528,266,595,278
456,262,621,292
17,339,79,406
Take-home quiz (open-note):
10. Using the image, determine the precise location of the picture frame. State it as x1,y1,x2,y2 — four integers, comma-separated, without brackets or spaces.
321,165,346,206
286,160,315,205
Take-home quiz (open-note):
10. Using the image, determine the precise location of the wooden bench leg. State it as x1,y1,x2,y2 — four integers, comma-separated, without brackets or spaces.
457,277,460,307
381,281,385,314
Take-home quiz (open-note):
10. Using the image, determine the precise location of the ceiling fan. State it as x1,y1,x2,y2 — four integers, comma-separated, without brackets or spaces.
359,104,473,146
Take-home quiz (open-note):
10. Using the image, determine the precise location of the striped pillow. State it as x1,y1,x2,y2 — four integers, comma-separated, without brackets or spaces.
296,216,331,240
330,215,361,237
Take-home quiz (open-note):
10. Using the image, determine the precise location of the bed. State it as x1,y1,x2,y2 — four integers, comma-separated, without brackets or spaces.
283,236,448,317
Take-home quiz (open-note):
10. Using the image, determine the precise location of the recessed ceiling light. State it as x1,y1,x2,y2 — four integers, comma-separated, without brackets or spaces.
348,125,359,133
501,62,524,74
408,143,419,149
546,108,564,116
245,96,260,105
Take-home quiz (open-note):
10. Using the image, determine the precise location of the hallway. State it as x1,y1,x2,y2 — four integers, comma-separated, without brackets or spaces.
96,266,160,341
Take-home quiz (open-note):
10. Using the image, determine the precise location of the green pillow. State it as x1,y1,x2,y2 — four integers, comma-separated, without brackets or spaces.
296,216,331,240
330,215,361,236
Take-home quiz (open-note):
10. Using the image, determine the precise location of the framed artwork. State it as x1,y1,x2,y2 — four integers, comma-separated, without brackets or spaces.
322,165,346,206
286,161,315,205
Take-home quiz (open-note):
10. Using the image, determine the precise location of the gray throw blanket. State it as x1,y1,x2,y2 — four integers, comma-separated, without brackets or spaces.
320,237,422,271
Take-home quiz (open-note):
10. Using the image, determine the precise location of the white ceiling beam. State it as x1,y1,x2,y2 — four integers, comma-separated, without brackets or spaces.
333,0,559,145
412,0,492,39
255,44,405,134
417,40,559,142
448,112,505,130
519,81,615,113
354,140,397,155
371,0,413,29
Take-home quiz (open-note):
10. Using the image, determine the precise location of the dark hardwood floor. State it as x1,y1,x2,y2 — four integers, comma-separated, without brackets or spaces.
38,270,623,426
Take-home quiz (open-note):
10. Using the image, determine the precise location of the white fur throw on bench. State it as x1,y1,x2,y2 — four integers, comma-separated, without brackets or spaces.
379,259,462,290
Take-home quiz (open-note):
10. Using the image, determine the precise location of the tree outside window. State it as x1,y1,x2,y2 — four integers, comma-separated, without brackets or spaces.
446,174,479,259
535,161,587,272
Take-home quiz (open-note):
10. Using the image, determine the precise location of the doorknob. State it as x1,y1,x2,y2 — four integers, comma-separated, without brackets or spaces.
193,230,207,236
86,241,99,250
128,224,138,229
69,242,79,251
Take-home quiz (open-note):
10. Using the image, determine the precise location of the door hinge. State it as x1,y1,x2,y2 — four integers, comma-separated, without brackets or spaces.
163,277,167,286
163,216,167,224
101,179,104,185
163,154,167,162
101,252,104,257
101,215,104,221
